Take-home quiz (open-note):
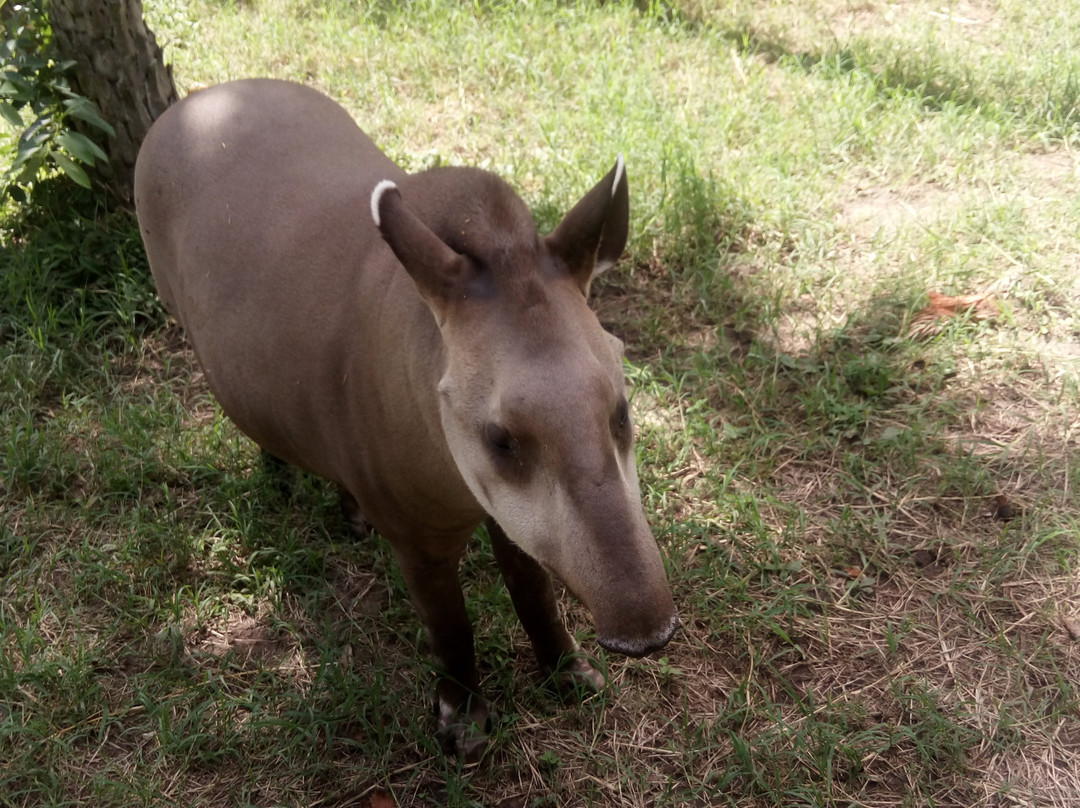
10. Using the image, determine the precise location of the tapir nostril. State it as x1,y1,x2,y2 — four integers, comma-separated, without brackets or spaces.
597,612,679,658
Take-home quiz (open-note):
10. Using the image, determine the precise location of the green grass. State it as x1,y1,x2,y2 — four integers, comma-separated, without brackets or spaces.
3,0,1080,805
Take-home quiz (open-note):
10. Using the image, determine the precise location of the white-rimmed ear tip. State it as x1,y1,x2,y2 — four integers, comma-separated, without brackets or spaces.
612,153,625,199
370,180,398,227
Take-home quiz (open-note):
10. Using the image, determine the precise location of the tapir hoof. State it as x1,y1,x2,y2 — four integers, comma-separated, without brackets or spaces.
550,654,605,699
435,692,493,764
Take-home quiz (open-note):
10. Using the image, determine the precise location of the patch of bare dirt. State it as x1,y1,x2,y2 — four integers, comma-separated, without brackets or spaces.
837,182,962,243
193,608,289,663
827,1,999,39
773,292,822,355
1015,149,1079,196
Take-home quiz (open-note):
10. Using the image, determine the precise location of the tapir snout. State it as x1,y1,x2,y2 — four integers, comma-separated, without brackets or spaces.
134,77,677,762
589,542,680,658
547,471,679,659
600,616,681,658
593,577,680,658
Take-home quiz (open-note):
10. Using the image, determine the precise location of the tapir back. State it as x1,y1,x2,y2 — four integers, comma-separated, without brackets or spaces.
137,79,396,318
134,79,472,529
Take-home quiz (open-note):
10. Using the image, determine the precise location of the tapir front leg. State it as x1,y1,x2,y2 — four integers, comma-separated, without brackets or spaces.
488,519,605,694
390,535,491,762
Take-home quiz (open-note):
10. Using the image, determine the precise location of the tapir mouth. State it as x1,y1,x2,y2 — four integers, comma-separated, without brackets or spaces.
597,611,680,658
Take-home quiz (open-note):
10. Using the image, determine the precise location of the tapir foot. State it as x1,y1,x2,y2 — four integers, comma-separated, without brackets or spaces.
434,687,493,763
338,487,371,537
548,653,605,699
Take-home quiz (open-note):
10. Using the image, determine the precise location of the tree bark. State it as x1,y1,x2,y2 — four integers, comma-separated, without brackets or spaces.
49,0,178,204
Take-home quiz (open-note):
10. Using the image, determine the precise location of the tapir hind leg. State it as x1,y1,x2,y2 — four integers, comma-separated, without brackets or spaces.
390,535,491,762
488,519,605,694
338,487,371,537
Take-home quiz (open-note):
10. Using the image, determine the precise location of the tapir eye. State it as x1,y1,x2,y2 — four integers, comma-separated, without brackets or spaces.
612,398,631,441
485,423,518,457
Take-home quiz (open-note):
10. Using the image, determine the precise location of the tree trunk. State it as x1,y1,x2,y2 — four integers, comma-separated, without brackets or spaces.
49,0,178,204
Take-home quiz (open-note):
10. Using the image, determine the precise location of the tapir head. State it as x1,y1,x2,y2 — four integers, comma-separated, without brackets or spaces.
371,158,678,657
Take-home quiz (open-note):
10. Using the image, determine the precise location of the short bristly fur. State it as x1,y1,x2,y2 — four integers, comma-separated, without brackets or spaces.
134,78,677,762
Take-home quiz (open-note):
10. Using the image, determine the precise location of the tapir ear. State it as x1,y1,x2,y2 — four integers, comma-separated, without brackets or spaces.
546,154,629,296
371,180,464,320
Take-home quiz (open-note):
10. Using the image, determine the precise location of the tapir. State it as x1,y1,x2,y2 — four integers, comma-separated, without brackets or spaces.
133,78,678,759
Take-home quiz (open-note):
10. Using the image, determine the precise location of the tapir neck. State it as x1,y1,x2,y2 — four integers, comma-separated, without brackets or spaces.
331,247,487,535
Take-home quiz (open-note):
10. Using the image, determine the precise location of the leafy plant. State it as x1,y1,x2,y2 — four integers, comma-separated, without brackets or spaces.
0,0,114,199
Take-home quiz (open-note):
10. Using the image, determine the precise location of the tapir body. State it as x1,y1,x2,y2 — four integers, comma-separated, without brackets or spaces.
134,78,677,758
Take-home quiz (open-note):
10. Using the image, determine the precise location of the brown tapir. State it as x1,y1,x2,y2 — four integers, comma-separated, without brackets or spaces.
133,78,678,760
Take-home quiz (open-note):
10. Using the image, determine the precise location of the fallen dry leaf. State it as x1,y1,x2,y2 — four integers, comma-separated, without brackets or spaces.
494,796,528,808
910,290,1000,337
1063,615,1080,642
363,787,394,808
991,493,1019,522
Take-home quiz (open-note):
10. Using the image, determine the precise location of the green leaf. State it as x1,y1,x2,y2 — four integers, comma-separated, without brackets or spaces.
10,142,42,172
52,151,92,189
15,150,45,184
18,55,49,73
55,130,107,165
17,115,51,150
0,100,22,127
62,97,116,137
3,73,32,97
